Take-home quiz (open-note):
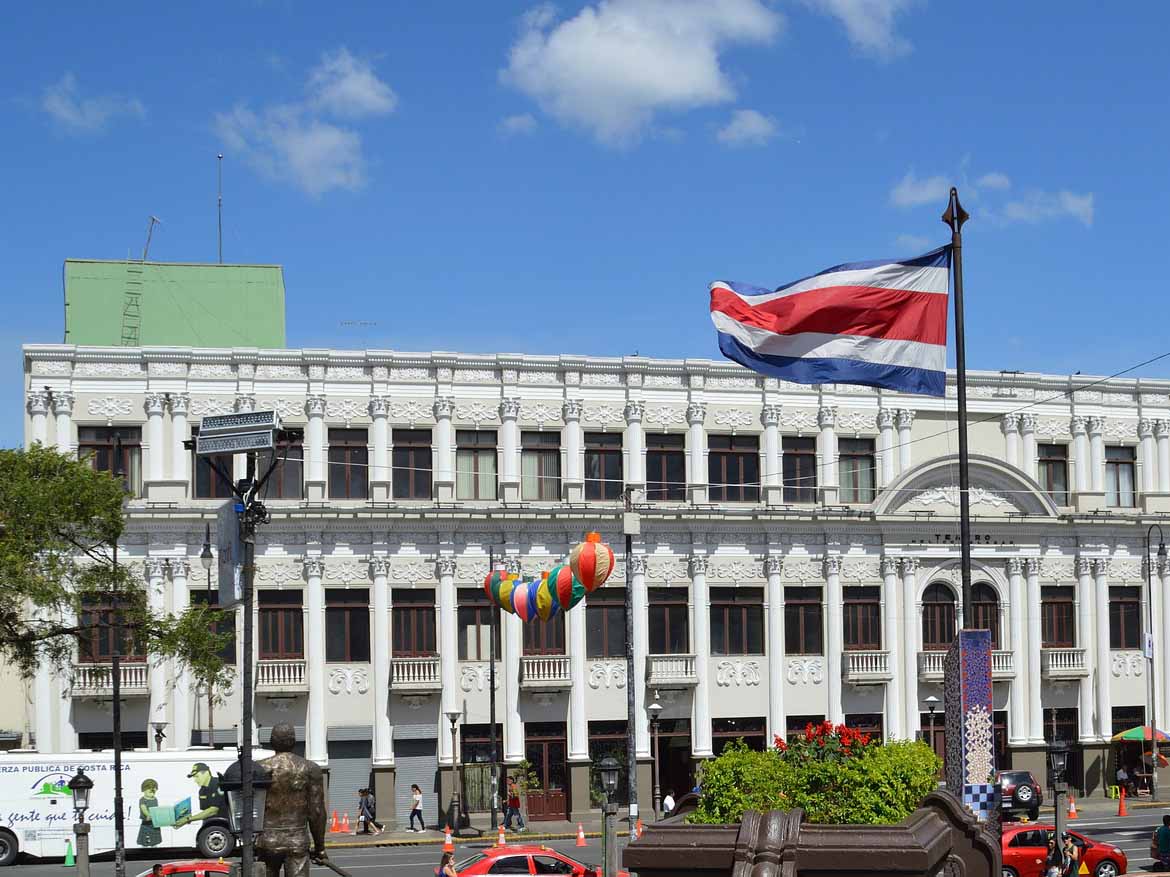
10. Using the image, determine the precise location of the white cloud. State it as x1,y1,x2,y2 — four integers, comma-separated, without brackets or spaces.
501,0,781,146
716,108,777,147
1002,190,1094,227
890,170,950,207
41,73,145,134
976,171,1011,191
306,48,397,118
498,113,538,136
216,48,396,197
802,0,912,59
895,233,930,252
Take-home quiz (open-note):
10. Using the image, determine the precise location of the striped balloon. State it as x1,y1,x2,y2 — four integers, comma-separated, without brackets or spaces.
512,579,532,620
549,563,586,611
570,532,615,592
535,578,559,622
497,575,518,614
484,570,505,604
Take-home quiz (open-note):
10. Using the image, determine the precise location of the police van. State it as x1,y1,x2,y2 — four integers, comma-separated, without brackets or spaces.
0,749,270,865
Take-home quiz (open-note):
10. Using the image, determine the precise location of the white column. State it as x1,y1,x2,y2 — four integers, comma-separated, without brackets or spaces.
305,396,327,487
53,392,74,453
877,409,896,484
438,557,459,723
144,394,167,483
304,557,327,763
900,558,920,739
1157,421,1170,494
503,559,524,762
1088,417,1105,493
1026,557,1045,743
631,556,650,758
567,584,588,761
624,401,645,490
1002,414,1020,470
433,397,455,499
881,557,902,740
1140,419,1157,495
1072,417,1089,494
369,397,389,488
765,555,785,740
170,394,190,486
1006,559,1027,744
1161,558,1170,733
499,398,521,501
762,405,782,504
145,558,169,732
27,391,49,447
371,558,393,764
33,604,55,750
687,402,708,504
823,556,844,724
1019,414,1037,481
1073,558,1095,743
56,603,77,750
897,409,914,474
1093,559,1112,741
818,408,838,504
691,555,712,757
170,559,192,749
562,400,584,501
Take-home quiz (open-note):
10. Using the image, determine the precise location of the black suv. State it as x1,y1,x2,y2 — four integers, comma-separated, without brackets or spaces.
997,769,1043,821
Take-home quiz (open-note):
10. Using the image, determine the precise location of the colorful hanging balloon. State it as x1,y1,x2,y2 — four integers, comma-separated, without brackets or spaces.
535,573,560,621
512,579,533,620
549,563,586,611
498,575,518,614
571,532,615,592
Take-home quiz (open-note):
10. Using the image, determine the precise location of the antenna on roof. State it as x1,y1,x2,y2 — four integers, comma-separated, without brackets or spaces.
217,154,224,264
142,215,162,261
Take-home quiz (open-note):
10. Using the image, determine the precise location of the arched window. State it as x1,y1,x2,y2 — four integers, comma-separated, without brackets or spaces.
921,583,957,648
971,582,1000,647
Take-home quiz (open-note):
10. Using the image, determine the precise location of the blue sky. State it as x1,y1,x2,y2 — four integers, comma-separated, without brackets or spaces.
4,1,1168,447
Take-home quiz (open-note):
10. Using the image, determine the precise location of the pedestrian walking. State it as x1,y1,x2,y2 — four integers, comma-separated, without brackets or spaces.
504,777,526,832
1061,833,1078,877
1044,837,1063,877
409,783,426,832
357,788,384,835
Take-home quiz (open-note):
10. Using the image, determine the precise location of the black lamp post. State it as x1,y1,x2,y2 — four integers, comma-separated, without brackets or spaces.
446,709,463,833
68,769,93,877
1048,739,1070,837
152,721,168,751
647,699,663,819
1146,524,1167,802
599,756,620,877
924,695,940,759
200,524,215,746
221,759,273,836
110,433,126,877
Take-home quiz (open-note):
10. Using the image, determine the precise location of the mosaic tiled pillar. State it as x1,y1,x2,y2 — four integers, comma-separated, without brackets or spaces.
944,629,998,825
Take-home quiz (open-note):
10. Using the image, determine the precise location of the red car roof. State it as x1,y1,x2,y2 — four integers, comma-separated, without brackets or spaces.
482,846,579,857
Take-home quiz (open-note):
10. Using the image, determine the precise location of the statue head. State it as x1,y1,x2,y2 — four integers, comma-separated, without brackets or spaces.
270,722,297,752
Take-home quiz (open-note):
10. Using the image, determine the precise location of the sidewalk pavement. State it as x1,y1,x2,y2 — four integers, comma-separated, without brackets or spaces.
325,815,631,849
1036,793,1167,818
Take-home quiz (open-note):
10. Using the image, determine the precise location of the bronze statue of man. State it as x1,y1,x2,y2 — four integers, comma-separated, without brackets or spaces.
255,723,328,877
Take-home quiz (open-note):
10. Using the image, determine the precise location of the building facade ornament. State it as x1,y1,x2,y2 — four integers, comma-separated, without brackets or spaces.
786,658,824,685
823,556,842,577
761,404,782,427
877,408,896,429
368,397,389,418
686,402,707,425
689,555,708,577
628,554,647,575
436,556,458,577
817,406,836,428
303,557,326,579
432,396,455,419
370,557,391,577
562,399,583,420
305,396,327,417
234,395,256,414
144,557,169,579
1006,557,1024,576
52,391,75,415
624,401,645,423
896,409,915,429
169,393,191,414
169,558,191,579
499,398,522,420
900,557,919,575
27,391,49,416
716,660,762,687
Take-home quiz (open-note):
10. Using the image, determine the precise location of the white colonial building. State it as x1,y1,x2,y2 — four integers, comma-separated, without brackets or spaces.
20,344,1170,824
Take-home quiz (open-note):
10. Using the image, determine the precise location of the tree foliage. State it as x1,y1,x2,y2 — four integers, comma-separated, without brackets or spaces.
691,722,942,825
0,444,232,693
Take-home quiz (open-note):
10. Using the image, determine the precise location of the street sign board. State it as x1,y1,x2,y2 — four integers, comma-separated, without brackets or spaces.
216,500,244,608
196,429,276,456
200,410,281,434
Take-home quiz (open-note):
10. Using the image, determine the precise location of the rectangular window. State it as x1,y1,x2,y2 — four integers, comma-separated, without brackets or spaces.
844,713,884,743
710,587,764,655
839,438,876,504
521,431,561,500
458,588,499,661
784,715,826,739
1105,446,1136,507
708,435,760,502
523,615,565,655
1041,586,1076,648
392,429,432,499
586,588,627,658
456,430,497,500
843,586,881,650
78,595,142,662
648,588,689,654
392,590,436,656
1112,706,1145,738
646,434,686,501
1109,586,1142,649
191,589,237,664
783,436,817,503
1038,444,1069,506
192,426,234,499
584,432,623,500
78,427,142,497
257,433,304,500
784,586,823,655
712,717,767,755
325,589,370,662
258,591,304,659
328,428,368,499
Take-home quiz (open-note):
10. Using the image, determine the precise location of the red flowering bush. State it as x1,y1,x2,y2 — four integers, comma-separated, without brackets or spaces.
774,721,875,762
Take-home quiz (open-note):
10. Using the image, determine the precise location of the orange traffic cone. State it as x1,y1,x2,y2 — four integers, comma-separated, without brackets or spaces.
636,817,644,839
1068,792,1078,819
576,824,587,847
443,826,455,853
341,812,351,833
498,824,507,846
329,810,341,833
1118,785,1128,817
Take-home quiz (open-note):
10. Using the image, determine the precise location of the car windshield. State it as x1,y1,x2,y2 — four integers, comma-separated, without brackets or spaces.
1000,772,1032,784
456,855,488,871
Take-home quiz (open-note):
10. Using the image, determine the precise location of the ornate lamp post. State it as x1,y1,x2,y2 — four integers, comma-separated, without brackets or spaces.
68,769,93,877
1048,739,1070,839
446,709,464,833
924,695,940,759
200,525,215,746
152,721,168,751
647,699,663,819
221,758,273,836
600,756,620,877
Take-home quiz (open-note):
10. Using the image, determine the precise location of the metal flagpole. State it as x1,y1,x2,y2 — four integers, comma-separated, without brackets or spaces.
623,493,639,827
489,547,499,831
942,188,974,624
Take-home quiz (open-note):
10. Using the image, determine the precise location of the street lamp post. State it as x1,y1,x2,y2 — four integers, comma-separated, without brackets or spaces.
221,758,273,836
1048,740,1070,839
68,769,93,877
446,710,463,833
599,756,620,877
1146,525,1167,802
200,525,215,746
152,722,167,751
110,434,126,877
924,696,940,761
647,699,663,820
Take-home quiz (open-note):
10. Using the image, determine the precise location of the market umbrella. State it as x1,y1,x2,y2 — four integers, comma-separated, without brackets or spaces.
1111,726,1170,742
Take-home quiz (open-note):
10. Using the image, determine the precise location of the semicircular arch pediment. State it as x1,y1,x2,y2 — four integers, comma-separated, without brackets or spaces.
873,453,1060,519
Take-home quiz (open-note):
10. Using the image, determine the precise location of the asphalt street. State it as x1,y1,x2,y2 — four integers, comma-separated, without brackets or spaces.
1051,811,1166,875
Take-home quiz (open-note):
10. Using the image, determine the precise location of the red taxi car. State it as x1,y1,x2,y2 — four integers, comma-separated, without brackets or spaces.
1002,825,1126,877
133,862,233,877
440,845,629,877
